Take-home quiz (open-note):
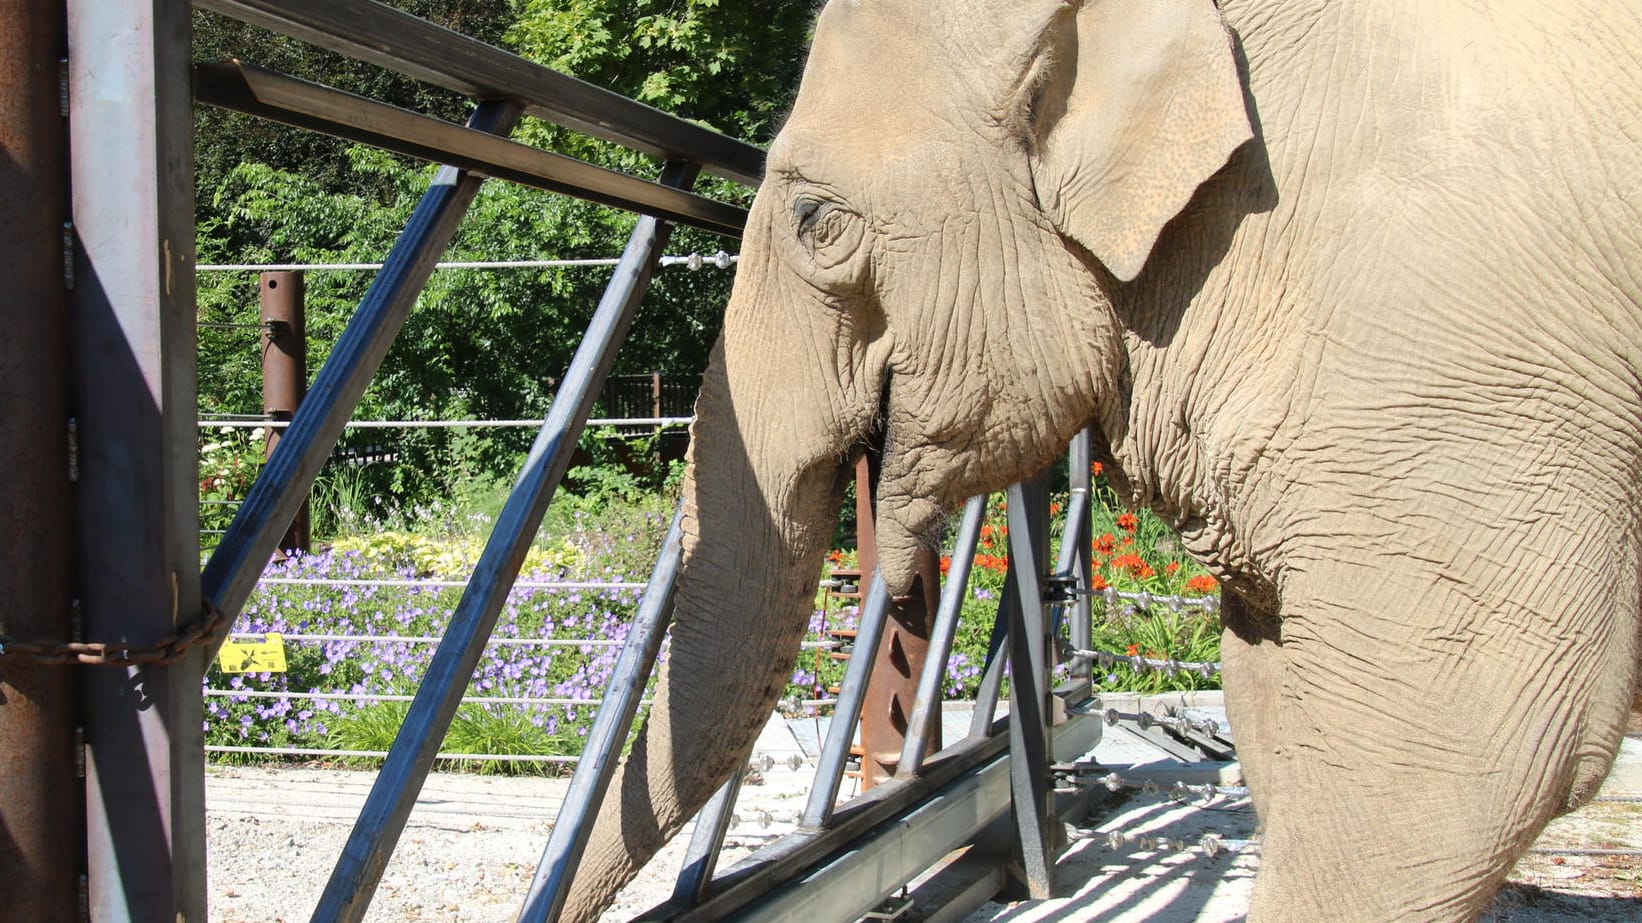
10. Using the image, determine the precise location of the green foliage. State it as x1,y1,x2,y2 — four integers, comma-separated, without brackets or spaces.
198,426,266,545
194,2,815,519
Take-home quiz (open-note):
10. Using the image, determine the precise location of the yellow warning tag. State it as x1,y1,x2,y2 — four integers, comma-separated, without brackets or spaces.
216,633,288,673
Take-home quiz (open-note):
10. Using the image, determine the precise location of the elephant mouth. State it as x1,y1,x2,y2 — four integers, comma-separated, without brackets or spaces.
857,370,953,594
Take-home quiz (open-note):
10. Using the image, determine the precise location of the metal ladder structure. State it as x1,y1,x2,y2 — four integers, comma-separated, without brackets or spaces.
1,2,1135,919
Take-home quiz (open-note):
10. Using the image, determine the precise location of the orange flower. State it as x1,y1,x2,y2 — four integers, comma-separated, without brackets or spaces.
1090,574,1109,590
1125,643,1140,657
1094,533,1117,554
1165,562,1180,575
1185,574,1218,594
1091,461,1104,477
939,555,952,576
1049,501,1062,515
1116,512,1139,532
1111,553,1148,577
827,549,845,564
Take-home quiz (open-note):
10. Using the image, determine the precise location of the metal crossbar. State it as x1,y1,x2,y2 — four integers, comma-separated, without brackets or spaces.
194,61,745,236
194,0,766,186
310,162,702,923
201,99,525,628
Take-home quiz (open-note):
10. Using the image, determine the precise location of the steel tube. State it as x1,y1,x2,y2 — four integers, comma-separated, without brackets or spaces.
193,0,765,186
967,571,1015,739
1005,477,1055,899
201,99,523,630
519,508,686,923
671,770,746,906
896,495,988,777
1065,430,1094,682
802,572,895,828
0,1,78,917
260,270,309,553
310,161,700,923
193,62,746,237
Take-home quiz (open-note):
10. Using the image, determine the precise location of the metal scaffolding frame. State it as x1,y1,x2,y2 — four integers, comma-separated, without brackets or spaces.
7,0,1118,918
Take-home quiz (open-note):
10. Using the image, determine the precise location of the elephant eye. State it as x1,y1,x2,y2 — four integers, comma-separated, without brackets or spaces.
794,196,845,246
794,196,827,233
786,191,867,282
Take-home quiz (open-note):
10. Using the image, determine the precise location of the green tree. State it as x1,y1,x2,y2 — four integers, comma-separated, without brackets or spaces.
193,1,815,512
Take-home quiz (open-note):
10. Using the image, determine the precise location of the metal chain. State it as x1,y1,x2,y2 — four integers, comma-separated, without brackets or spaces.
1072,647,1224,678
1070,585,1222,614
1098,708,1225,738
0,599,229,666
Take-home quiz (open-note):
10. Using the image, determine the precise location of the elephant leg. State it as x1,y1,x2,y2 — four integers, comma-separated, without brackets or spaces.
1241,558,1633,923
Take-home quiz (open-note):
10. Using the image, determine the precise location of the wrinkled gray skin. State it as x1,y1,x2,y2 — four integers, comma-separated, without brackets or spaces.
566,1,1642,920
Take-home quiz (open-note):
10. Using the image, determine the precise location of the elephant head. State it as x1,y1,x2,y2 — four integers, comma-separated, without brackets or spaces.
719,0,1251,597
562,0,1252,917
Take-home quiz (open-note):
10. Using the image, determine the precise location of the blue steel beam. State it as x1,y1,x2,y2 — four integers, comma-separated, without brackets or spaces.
1005,476,1055,899
896,495,989,777
200,100,522,630
519,509,686,923
310,161,701,923
802,573,895,828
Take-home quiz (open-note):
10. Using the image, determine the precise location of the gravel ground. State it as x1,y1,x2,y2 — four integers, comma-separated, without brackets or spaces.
205,718,1640,922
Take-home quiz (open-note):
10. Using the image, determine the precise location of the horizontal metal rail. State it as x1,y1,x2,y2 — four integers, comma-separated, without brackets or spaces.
194,0,766,186
206,745,578,764
217,631,834,651
198,253,738,272
249,578,647,590
205,689,620,707
222,633,624,647
194,61,746,237
715,713,1104,923
198,417,693,431
635,711,1102,922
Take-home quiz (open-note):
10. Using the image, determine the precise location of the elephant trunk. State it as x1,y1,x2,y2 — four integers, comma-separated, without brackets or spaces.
561,351,847,921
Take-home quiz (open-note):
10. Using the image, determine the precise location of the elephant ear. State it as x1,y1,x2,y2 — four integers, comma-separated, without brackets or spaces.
1026,0,1252,282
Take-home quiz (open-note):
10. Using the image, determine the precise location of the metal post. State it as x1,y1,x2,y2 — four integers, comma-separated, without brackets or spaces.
0,1,78,917
855,454,941,787
968,571,1015,739
670,769,745,906
260,270,309,553
898,495,988,776
1064,430,1094,684
1005,476,1055,898
802,572,895,827
519,509,685,923
312,161,701,923
201,99,524,630
66,0,205,917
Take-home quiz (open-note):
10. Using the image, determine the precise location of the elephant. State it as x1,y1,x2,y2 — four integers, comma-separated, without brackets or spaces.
564,0,1642,920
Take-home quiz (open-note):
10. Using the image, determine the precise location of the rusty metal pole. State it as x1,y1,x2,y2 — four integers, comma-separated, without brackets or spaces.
855,455,942,788
0,1,81,918
260,270,309,553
